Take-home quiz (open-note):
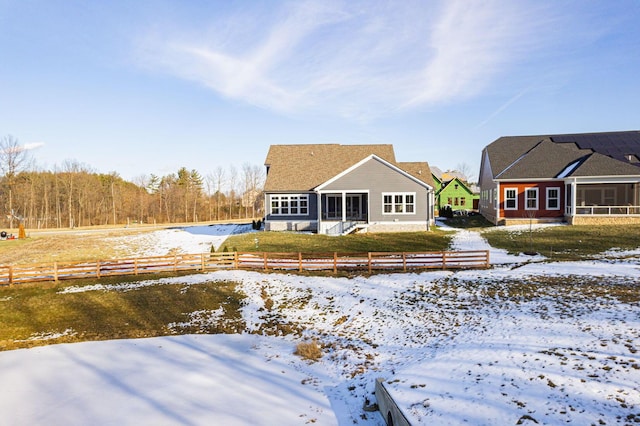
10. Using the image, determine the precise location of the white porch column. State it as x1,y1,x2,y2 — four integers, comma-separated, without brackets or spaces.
316,191,322,233
341,191,347,222
495,182,500,223
570,179,577,217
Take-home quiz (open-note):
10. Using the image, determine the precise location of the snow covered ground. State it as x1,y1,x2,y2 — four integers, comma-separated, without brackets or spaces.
1,223,639,425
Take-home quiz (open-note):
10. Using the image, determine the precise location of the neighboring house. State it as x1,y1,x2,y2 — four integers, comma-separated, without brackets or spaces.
263,144,435,234
431,167,479,213
478,131,640,225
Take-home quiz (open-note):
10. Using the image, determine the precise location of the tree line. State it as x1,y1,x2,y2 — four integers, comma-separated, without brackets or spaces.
0,135,265,229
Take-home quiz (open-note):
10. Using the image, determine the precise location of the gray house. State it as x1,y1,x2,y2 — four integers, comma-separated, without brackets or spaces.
263,144,435,234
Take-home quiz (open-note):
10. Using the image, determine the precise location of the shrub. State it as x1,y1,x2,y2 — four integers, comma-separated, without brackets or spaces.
440,205,454,218
294,340,323,361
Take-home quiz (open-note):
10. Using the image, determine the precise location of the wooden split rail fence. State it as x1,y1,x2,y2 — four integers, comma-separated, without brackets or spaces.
0,250,489,286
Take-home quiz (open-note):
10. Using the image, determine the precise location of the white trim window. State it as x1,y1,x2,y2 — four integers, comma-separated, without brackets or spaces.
546,187,561,210
270,194,309,216
383,192,415,214
504,188,517,210
525,188,538,210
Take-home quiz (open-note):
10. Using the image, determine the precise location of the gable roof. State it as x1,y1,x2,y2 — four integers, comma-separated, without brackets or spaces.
264,144,433,191
485,131,640,180
315,155,434,191
264,144,395,191
437,177,475,195
397,161,435,189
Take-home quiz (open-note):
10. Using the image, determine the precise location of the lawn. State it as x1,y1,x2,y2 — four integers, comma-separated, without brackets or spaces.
220,229,453,253
0,274,245,351
482,224,640,260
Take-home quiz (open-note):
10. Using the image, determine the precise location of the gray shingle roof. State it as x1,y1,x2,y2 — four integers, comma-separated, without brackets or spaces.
485,131,640,180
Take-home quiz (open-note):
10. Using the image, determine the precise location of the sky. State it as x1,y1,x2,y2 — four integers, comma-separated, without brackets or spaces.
1,0,639,182
1,223,639,424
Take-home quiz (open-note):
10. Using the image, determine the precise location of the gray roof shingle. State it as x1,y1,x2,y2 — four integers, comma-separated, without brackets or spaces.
485,131,640,179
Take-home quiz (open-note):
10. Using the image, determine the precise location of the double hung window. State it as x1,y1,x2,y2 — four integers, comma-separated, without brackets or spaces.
271,194,309,216
383,193,415,214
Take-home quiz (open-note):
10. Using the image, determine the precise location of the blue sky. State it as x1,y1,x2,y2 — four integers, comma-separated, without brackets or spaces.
1,0,639,182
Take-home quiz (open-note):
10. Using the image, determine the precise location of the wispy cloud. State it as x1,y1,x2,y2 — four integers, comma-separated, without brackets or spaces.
136,0,567,120
474,89,529,129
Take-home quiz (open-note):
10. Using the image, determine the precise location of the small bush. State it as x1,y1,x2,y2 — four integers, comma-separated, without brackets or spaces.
295,340,323,361
439,205,453,218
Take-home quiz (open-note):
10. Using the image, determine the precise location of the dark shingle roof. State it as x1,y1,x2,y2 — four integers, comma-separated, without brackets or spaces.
485,131,640,180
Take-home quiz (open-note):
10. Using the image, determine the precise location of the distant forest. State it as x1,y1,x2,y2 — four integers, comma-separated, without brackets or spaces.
0,135,265,229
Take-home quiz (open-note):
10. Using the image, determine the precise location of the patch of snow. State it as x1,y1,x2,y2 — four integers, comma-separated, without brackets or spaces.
110,223,253,257
1,223,639,425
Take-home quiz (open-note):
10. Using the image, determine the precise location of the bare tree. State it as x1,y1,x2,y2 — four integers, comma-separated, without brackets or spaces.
213,166,225,221
455,162,477,184
0,135,33,227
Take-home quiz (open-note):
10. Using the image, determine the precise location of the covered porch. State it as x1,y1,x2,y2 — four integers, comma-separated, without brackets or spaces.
317,191,369,235
565,179,640,224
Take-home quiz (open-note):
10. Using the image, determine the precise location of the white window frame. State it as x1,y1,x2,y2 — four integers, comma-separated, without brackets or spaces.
525,187,538,210
270,194,309,216
546,187,561,210
382,192,416,215
504,188,517,210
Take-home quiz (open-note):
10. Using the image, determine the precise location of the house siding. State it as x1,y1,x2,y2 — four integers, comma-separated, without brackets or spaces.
321,157,430,223
478,150,498,222
498,181,565,221
436,179,478,212
264,192,318,231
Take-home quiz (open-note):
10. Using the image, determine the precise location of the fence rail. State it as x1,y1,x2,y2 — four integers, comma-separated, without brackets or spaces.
0,250,489,286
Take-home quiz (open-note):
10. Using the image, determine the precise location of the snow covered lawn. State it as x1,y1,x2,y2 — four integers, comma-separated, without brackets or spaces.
1,224,639,425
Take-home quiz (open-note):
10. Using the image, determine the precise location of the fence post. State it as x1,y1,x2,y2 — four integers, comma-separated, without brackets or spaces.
442,251,447,270
402,252,407,272
96,261,101,279
54,262,58,282
368,252,372,274
485,250,490,268
333,252,337,274
298,252,303,272
8,266,13,286
263,252,268,270
201,253,205,271
234,252,239,269
174,255,178,272
134,258,138,275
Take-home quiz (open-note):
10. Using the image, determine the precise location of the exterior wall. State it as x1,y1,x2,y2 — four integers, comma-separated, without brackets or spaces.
264,192,318,231
437,181,478,212
568,216,640,225
478,150,498,223
322,157,431,224
498,181,565,221
365,222,428,232
265,220,317,232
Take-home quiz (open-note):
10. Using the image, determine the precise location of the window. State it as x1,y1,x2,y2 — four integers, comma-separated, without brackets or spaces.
461,197,466,206
525,188,538,210
383,193,415,214
504,188,517,210
546,187,560,210
270,194,309,216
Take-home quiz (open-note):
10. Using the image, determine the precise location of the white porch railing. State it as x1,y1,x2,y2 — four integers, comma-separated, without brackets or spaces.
326,221,357,236
567,205,640,216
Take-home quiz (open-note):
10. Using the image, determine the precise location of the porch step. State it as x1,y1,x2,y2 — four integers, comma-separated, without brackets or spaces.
342,223,368,235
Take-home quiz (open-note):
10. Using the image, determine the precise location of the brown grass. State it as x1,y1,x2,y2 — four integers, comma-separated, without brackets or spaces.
295,340,323,361
0,228,154,265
